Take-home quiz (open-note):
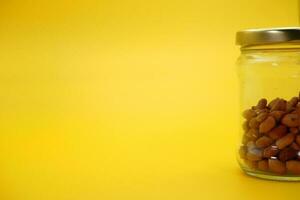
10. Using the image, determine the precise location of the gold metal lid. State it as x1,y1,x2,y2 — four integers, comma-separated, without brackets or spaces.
236,27,300,48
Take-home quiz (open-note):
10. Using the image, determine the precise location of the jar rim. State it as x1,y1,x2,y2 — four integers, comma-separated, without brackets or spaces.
236,27,300,49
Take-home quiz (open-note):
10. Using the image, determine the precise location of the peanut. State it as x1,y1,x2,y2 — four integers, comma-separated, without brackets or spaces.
255,136,273,148
278,147,297,162
245,160,258,169
268,125,287,140
290,127,299,134
256,108,269,114
268,159,286,174
271,99,286,111
286,97,299,112
249,118,260,129
246,129,260,140
259,116,276,133
242,121,249,132
242,135,249,145
246,141,256,149
296,135,300,146
286,160,300,174
247,148,263,161
240,94,300,176
276,133,295,149
281,113,300,127
258,160,269,171
269,111,285,121
243,109,256,120
263,145,279,158
291,142,300,151
256,112,268,122
256,98,267,109
268,98,280,109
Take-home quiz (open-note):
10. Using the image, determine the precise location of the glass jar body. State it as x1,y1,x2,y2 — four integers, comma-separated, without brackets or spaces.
237,48,300,181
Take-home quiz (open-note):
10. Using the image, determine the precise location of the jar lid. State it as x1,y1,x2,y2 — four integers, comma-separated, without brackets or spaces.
236,27,300,48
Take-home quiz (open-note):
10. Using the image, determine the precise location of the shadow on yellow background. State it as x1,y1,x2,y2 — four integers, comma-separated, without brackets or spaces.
0,0,299,199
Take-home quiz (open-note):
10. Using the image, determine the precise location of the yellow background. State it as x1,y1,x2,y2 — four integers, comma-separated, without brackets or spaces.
0,0,299,199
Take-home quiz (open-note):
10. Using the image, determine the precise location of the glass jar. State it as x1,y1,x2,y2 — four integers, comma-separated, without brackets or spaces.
236,27,300,181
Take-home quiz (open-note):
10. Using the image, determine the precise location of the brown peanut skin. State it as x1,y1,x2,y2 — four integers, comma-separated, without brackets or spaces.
249,118,260,129
263,146,280,158
281,114,300,127
268,125,287,140
291,142,300,151
241,95,300,175
247,148,263,161
259,116,276,133
243,109,256,120
258,160,269,171
278,147,298,162
296,135,300,146
290,127,299,134
246,141,255,149
242,135,250,145
268,98,279,109
286,97,299,112
243,121,249,132
246,129,260,140
256,109,269,115
256,99,267,109
269,111,285,122
255,136,273,148
286,161,300,174
268,159,286,174
256,112,268,122
245,160,258,169
271,99,286,111
276,133,295,149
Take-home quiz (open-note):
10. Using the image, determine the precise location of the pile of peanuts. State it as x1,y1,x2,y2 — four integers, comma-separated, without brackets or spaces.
240,94,300,175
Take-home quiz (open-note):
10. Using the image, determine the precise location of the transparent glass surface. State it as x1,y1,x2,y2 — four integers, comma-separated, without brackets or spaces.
237,48,300,181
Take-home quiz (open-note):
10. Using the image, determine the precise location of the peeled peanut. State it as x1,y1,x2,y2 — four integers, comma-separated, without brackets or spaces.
286,160,300,174
255,136,273,148
256,112,268,122
296,135,300,146
269,159,286,174
279,147,298,162
249,118,260,129
269,111,285,121
259,116,276,133
258,160,269,171
281,113,300,127
268,125,287,140
276,133,295,149
243,109,256,120
263,145,279,158
256,98,267,109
